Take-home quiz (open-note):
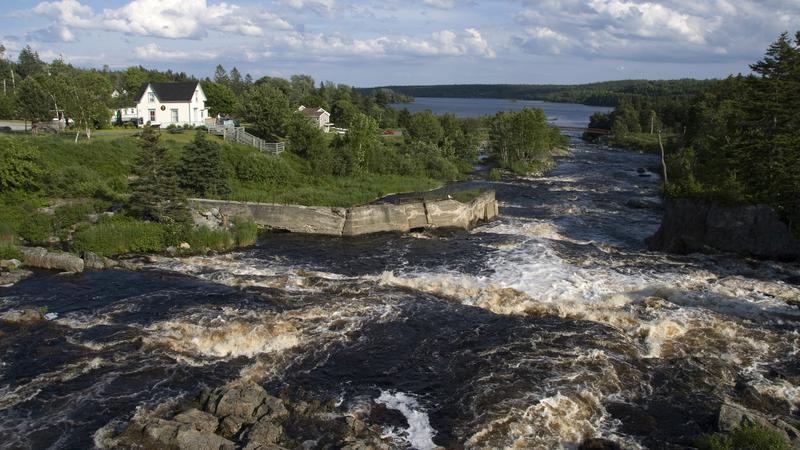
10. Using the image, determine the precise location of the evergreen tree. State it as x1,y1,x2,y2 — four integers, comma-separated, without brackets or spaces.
129,126,188,223
15,77,50,129
177,132,230,197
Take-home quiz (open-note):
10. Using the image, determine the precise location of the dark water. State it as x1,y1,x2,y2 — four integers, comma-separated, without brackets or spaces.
1,141,799,449
390,97,611,126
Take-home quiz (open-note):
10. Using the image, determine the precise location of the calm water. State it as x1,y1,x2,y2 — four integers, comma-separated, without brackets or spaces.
391,97,611,127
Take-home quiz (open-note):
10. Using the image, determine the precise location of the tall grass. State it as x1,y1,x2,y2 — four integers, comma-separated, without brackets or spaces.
72,218,167,256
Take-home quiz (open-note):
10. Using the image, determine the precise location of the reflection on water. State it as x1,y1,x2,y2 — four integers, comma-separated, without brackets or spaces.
1,140,798,449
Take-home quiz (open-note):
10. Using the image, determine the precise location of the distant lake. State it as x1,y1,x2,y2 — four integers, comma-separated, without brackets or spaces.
390,97,611,127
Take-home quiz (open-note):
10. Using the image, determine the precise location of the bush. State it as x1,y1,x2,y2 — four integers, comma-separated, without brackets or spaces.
231,217,259,247
695,424,790,450
0,136,43,192
19,212,54,245
54,202,100,228
183,226,234,252
72,218,167,256
0,228,22,260
232,152,291,184
488,168,502,181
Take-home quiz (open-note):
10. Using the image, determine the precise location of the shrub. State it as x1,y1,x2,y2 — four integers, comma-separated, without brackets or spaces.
0,228,22,260
54,202,98,228
0,136,43,192
695,424,790,450
183,226,234,252
19,212,54,245
233,152,291,184
488,168,502,181
231,217,259,247
72,218,167,256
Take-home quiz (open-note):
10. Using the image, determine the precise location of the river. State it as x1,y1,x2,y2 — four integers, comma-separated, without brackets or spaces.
390,97,611,126
1,139,799,449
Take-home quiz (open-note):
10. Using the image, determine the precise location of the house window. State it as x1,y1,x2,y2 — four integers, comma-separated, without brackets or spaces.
149,109,156,122
193,108,198,121
171,109,179,123
148,92,155,103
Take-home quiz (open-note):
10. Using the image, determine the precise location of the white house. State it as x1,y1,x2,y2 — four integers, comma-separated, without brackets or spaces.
297,105,332,133
128,82,209,127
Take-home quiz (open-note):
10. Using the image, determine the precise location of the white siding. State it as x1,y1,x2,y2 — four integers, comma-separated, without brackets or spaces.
134,83,208,127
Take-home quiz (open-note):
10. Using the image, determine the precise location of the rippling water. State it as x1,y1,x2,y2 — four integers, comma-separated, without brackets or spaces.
1,141,799,449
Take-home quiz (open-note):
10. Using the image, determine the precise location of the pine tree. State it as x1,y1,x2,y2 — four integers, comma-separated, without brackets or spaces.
177,132,230,197
129,126,188,223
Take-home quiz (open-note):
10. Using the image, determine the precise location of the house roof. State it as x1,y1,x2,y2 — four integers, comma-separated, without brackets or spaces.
136,82,200,102
298,106,328,118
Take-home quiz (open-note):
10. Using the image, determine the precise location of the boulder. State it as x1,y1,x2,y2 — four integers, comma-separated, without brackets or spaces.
0,259,22,270
647,198,800,260
173,408,219,433
21,247,84,272
245,419,283,445
207,381,269,423
176,428,235,450
254,395,289,422
82,251,116,270
718,401,800,443
141,418,181,447
217,416,243,438
0,308,44,324
625,198,662,210
0,270,32,286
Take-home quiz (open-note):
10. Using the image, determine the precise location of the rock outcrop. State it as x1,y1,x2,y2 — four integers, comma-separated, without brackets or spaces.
106,381,393,450
0,308,44,324
189,190,499,236
647,198,800,260
21,247,85,272
717,401,800,446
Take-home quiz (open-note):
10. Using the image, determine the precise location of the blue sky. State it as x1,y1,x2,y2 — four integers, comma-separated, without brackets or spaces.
2,0,799,86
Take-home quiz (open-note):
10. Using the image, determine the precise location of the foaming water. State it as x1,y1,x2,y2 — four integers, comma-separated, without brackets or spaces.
377,391,438,450
2,141,798,448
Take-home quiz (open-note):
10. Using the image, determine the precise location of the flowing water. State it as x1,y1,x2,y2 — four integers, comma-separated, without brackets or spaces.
1,140,799,449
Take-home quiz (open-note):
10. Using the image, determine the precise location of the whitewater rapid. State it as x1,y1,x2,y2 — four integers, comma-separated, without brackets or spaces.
1,141,798,449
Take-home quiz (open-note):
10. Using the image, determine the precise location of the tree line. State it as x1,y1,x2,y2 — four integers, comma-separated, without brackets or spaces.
586,32,800,235
363,79,717,107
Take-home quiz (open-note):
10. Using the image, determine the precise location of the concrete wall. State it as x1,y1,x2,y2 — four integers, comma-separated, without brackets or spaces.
190,191,498,236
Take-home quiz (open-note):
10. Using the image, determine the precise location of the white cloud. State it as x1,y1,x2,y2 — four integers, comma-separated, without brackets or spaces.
134,42,219,60
271,28,495,59
422,0,456,9
513,0,800,62
32,0,292,41
280,0,335,14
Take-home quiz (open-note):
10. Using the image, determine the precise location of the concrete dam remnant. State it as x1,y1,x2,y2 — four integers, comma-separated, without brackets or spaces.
190,190,499,236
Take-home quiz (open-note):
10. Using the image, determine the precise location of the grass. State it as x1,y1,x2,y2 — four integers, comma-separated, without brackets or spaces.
610,132,678,153
227,173,442,207
449,188,487,203
71,218,168,256
695,424,789,450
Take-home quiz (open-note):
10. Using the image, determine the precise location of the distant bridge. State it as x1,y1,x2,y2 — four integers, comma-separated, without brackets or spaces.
557,126,612,135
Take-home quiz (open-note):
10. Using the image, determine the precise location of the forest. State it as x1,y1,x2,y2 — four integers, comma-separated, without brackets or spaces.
587,32,800,235
362,79,717,107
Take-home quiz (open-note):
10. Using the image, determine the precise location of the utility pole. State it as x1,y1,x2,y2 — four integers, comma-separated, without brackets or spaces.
658,129,668,185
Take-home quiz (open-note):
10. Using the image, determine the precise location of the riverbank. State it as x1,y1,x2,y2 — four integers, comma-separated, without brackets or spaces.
1,141,799,449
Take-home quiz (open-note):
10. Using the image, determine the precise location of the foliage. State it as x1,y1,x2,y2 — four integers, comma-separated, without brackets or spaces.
231,217,259,247
15,77,50,124
177,132,230,197
240,83,291,140
334,112,380,175
488,168,502,181
406,110,444,144
19,212,54,245
0,243,22,261
0,136,43,192
695,424,789,450
450,188,486,203
183,226,234,252
72,217,168,256
201,81,239,117
369,79,716,107
128,126,188,223
488,108,566,172
663,31,800,234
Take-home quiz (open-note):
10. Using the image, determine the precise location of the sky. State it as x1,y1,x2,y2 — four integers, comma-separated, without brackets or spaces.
1,0,799,87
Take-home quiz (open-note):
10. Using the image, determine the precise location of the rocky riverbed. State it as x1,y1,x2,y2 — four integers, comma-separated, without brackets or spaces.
1,140,799,449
